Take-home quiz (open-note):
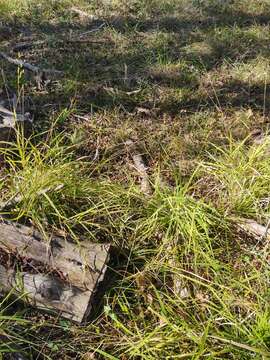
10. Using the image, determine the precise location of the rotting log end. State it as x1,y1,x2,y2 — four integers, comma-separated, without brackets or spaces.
0,219,111,323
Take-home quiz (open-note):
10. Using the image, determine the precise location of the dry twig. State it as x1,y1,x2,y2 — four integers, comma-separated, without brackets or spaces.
125,140,152,195
0,52,62,76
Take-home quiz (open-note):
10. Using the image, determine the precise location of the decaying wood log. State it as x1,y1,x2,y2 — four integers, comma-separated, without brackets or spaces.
0,105,32,142
0,219,110,323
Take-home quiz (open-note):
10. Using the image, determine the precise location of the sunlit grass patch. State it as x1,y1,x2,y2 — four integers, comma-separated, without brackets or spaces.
95,254,270,359
229,57,270,85
204,137,270,218
138,181,222,256
0,0,86,21
0,126,142,242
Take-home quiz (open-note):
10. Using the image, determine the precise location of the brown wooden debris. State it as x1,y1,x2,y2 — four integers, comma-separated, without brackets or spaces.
125,140,152,195
0,219,111,323
236,218,270,244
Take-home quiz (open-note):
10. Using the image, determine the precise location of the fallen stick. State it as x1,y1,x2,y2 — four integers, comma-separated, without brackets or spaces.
65,38,108,45
12,40,46,52
132,153,152,195
125,140,152,195
237,218,270,242
0,51,64,89
12,38,107,53
79,23,106,38
0,52,62,76
0,219,110,323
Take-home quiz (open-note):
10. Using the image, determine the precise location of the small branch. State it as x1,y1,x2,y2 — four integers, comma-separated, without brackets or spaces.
92,137,100,162
237,219,270,239
0,105,32,142
12,40,46,53
79,23,106,38
236,218,270,250
0,104,31,123
132,153,152,195
0,51,39,73
0,51,63,76
67,38,107,44
125,140,152,195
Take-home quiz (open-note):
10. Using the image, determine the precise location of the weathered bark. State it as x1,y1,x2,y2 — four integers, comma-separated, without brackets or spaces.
0,219,110,323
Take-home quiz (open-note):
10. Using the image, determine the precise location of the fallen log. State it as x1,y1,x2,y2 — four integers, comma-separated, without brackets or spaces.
0,219,110,323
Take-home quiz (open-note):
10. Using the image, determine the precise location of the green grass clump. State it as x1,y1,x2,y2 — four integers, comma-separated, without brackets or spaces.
0,129,144,243
139,182,223,264
205,138,270,219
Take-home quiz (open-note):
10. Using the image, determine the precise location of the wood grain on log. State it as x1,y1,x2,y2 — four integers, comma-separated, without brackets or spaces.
0,219,110,323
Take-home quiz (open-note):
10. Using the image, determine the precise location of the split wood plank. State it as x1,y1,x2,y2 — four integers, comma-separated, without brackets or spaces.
0,219,110,323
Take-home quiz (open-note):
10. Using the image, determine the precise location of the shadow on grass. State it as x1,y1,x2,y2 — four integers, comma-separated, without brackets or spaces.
1,4,270,117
